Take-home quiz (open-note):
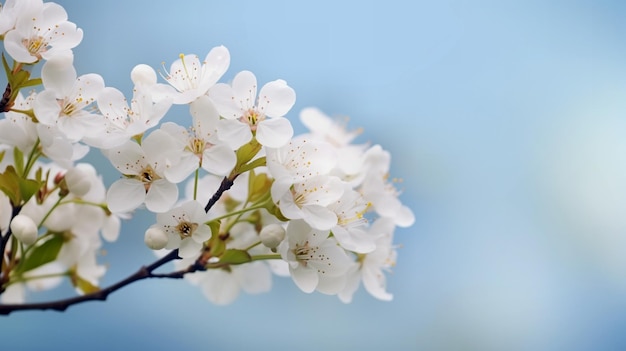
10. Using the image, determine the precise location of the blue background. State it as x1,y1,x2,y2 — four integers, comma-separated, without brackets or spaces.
4,0,626,350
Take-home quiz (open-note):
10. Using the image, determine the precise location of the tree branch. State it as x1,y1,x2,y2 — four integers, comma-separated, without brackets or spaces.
204,176,235,213
0,171,236,315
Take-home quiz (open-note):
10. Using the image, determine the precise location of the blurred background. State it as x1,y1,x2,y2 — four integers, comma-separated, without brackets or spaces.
3,0,626,350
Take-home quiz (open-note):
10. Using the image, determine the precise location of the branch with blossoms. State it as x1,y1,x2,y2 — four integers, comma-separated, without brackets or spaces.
0,0,415,314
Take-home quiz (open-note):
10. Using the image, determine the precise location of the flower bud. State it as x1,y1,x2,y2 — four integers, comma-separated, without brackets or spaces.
10,215,38,245
64,167,91,197
131,64,157,85
144,226,168,250
259,223,285,250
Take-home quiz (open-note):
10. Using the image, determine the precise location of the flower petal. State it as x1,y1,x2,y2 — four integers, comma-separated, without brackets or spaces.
106,179,145,213
256,117,293,148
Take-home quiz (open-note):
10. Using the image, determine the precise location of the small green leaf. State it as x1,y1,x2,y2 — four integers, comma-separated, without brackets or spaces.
219,249,252,265
21,77,42,88
19,178,40,203
17,235,64,273
0,150,5,163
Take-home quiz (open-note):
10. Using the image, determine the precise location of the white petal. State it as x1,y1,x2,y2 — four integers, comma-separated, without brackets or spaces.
200,45,230,91
216,119,252,149
362,267,393,301
106,141,145,175
290,266,318,293
179,237,203,258
237,262,272,294
232,70,257,110
106,179,145,213
164,154,198,183
201,144,236,176
41,55,76,94
209,83,242,119
256,117,293,148
302,205,338,230
145,179,178,213
200,269,240,305
257,79,296,118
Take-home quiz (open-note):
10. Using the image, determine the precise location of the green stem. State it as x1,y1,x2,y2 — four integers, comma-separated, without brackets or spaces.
250,254,282,261
22,138,40,177
207,202,267,224
243,241,261,252
38,195,64,228
193,168,199,201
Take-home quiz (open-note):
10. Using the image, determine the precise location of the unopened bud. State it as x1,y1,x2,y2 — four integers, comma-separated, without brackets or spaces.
10,215,38,245
64,167,91,197
144,226,168,250
131,64,157,85
259,223,285,250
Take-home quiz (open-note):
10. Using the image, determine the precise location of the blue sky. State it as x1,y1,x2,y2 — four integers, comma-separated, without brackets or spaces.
4,1,626,350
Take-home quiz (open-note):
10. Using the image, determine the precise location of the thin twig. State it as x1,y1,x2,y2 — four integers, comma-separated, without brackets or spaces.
0,170,236,315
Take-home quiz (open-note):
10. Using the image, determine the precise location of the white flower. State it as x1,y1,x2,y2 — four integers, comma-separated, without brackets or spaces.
0,92,38,153
3,1,82,63
160,96,236,183
157,200,212,258
86,85,172,149
34,55,105,142
359,145,415,228
300,107,369,184
160,46,230,104
338,218,397,303
210,70,295,148
279,220,352,294
105,130,179,213
265,136,337,182
329,187,376,253
271,174,344,230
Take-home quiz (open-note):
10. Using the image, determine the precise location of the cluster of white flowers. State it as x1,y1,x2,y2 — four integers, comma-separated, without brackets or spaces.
0,0,414,307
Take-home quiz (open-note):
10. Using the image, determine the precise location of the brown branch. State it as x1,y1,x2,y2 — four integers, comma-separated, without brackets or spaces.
204,176,235,213
0,205,22,294
0,82,12,112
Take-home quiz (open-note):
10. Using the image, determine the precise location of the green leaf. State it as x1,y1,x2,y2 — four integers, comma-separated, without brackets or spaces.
219,249,252,265
21,77,42,88
19,178,40,203
0,166,22,205
0,150,5,163
17,235,64,273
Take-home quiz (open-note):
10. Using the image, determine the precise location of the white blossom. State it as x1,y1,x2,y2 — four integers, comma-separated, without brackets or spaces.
210,70,295,148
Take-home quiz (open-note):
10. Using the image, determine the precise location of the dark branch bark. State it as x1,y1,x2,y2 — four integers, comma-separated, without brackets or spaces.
0,205,22,294
204,176,235,213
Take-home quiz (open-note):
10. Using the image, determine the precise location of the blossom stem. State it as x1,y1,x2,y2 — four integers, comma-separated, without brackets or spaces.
193,168,200,201
22,139,41,177
243,241,262,252
37,195,64,228
207,202,266,224
249,254,282,261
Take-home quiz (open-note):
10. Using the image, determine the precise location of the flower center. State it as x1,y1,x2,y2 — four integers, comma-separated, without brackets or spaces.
137,165,160,191
294,240,317,266
23,36,49,58
241,108,265,130
176,221,197,239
